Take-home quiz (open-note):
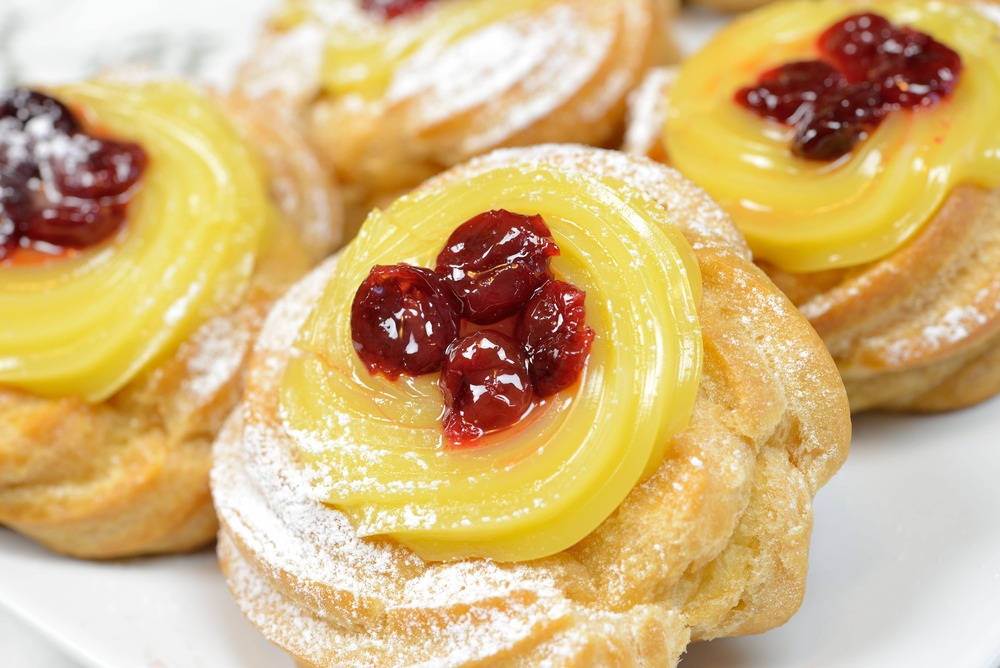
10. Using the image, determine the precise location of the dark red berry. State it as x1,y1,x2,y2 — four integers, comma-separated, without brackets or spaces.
870,28,962,108
351,264,461,378
0,87,149,261
818,12,896,83
736,60,847,124
351,210,594,443
0,87,81,135
516,281,595,397
1,174,32,218
0,205,18,260
360,0,433,20
439,330,534,445
793,82,884,160
22,201,125,248
52,138,147,199
0,141,41,186
436,209,558,324
1,179,34,255
737,12,963,162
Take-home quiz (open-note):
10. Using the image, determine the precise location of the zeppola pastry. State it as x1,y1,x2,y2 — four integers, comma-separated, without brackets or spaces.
626,0,1000,411
0,79,341,558
213,145,850,666
236,0,678,231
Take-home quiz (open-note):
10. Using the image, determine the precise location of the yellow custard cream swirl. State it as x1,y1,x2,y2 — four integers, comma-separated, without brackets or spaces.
665,0,1000,273
280,162,703,562
0,81,271,401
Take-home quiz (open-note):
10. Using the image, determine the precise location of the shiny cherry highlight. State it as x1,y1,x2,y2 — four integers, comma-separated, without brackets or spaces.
350,209,593,446
351,264,461,378
435,209,558,324
439,330,534,446
516,280,595,397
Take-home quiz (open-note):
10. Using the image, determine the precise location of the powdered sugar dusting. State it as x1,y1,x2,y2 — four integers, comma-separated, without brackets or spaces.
0,113,103,203
238,0,661,181
237,20,327,104
388,1,614,157
183,313,254,401
709,261,847,492
866,293,1000,368
453,144,749,257
623,66,675,157
914,304,986,347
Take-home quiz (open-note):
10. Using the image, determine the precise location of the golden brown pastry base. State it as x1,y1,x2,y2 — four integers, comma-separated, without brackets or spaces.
212,146,849,667
626,66,1000,412
237,0,680,237
763,185,1000,412
0,103,341,559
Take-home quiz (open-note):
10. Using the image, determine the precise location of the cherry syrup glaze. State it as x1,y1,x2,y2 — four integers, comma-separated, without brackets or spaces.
735,12,963,160
439,331,534,444
351,264,461,377
349,209,594,446
0,88,147,263
360,0,435,20
435,209,559,324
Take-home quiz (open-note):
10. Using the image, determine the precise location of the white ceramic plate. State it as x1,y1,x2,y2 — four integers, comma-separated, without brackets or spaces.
3,2,1000,667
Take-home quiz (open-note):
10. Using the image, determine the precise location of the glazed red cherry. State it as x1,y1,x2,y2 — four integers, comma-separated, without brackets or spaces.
1,181,33,257
818,12,897,83
737,12,963,162
516,280,595,396
0,87,81,135
0,202,18,260
794,82,884,160
0,232,14,260
1,177,33,221
0,87,149,260
22,202,125,249
435,209,558,325
871,28,962,108
52,138,147,199
736,60,847,124
351,264,461,378
0,139,42,186
818,12,962,109
360,0,434,20
439,330,534,445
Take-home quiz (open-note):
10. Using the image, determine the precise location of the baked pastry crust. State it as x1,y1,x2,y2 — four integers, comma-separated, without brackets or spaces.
626,65,1000,412
237,0,679,234
213,146,849,666
0,94,342,559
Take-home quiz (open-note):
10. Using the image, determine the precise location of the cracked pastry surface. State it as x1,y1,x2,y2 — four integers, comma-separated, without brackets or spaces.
212,145,849,667
0,80,342,558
